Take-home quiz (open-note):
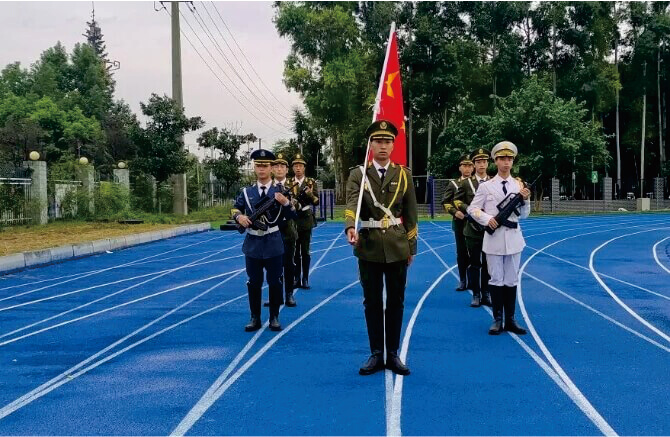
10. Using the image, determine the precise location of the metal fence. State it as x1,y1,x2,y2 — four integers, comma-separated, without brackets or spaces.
0,177,32,225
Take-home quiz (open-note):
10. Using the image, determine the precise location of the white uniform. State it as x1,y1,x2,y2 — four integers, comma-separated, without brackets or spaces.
467,174,530,286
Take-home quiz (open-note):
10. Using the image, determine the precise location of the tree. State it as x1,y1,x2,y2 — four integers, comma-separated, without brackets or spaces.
83,9,108,63
197,127,256,193
132,94,204,212
275,2,377,200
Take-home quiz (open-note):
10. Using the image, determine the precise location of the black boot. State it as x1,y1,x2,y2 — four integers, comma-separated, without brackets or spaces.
488,285,504,335
503,286,527,335
386,351,410,375
269,315,282,331
285,290,297,307
470,292,481,307
301,254,311,289
480,292,492,307
244,314,261,332
359,352,384,375
455,279,467,291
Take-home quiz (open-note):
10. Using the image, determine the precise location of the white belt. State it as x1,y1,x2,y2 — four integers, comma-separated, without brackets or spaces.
247,226,279,236
359,217,403,229
301,205,312,211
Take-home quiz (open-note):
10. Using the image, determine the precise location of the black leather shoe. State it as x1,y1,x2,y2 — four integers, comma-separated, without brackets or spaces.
470,294,481,307
455,281,467,291
480,293,492,307
386,353,410,376
244,315,261,332
285,292,297,307
269,315,282,331
504,319,527,335
488,320,503,335
301,278,311,289
359,353,385,375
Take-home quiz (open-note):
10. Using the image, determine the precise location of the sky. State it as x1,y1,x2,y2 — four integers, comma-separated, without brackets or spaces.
0,1,302,160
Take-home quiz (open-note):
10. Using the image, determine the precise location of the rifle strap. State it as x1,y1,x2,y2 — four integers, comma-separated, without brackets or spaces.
243,187,254,213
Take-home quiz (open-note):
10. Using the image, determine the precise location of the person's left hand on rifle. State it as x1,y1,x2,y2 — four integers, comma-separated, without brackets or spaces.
520,187,530,200
275,192,290,206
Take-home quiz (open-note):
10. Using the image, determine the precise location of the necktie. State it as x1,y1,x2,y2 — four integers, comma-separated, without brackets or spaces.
501,180,507,195
379,168,386,184
260,186,266,197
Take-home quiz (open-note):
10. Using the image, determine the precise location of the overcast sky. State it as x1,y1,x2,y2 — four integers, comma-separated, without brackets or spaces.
0,1,302,160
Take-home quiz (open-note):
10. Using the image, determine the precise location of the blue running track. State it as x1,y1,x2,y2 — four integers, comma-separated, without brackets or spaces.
0,213,668,435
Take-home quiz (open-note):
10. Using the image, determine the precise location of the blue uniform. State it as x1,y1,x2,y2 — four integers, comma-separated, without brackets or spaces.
232,183,297,320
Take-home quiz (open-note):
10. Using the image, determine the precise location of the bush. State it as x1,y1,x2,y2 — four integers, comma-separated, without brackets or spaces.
94,182,130,218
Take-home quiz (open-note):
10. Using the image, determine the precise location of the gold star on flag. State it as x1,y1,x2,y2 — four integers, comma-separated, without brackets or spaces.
385,71,399,98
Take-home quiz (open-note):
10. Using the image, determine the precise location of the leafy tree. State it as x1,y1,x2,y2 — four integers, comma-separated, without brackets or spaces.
197,127,256,193
131,94,204,212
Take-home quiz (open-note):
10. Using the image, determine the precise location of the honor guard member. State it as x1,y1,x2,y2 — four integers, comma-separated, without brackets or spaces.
291,153,319,289
454,148,492,308
344,120,418,376
467,141,531,335
442,154,473,291
271,153,298,307
231,149,297,332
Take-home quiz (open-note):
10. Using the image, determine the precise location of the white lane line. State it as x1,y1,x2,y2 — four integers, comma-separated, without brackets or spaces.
170,279,360,436
0,270,247,421
0,235,353,419
430,237,580,435
172,235,456,436
170,234,342,435
0,234,236,302
652,236,670,275
589,228,670,343
0,243,351,312
526,245,670,301
387,265,452,436
517,227,641,436
0,242,250,345
523,272,670,353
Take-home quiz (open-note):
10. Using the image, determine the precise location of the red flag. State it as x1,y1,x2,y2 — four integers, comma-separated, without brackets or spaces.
373,24,406,165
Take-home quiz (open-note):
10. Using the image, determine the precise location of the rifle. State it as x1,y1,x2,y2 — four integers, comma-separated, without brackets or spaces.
485,174,541,235
236,182,298,234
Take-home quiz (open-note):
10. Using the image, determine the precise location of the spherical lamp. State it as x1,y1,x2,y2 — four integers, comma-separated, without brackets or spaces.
79,157,89,165
117,161,127,169
28,151,40,161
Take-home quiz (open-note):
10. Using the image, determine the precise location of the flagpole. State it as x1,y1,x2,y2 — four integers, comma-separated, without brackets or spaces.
354,22,396,232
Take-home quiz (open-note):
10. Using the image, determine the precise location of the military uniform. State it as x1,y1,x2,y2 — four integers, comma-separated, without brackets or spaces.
291,153,319,290
231,149,297,332
467,141,530,336
272,153,299,307
454,147,492,308
441,159,471,291
345,120,418,376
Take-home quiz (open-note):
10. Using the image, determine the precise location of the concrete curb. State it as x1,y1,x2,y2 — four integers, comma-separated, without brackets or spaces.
0,222,211,276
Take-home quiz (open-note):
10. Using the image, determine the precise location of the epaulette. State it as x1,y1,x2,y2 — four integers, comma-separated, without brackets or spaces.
400,164,412,173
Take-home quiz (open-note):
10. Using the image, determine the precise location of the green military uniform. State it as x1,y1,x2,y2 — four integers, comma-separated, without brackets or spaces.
345,119,417,376
272,153,299,307
454,149,492,307
441,154,473,291
291,153,319,289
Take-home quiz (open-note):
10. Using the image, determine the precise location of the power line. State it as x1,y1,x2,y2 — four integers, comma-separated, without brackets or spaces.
209,1,295,115
198,1,294,120
187,3,293,128
160,5,292,139
181,6,291,131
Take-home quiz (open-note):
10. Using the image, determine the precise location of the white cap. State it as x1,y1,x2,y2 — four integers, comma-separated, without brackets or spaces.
491,141,518,159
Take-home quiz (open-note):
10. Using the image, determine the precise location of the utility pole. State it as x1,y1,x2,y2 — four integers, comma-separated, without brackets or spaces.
259,138,262,150
171,1,188,215
642,61,647,198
